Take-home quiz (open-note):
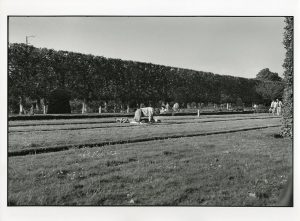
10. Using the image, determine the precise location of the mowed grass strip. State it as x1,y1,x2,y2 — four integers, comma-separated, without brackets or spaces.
8,113,274,127
8,117,281,152
8,125,280,157
8,115,279,133
8,127,292,206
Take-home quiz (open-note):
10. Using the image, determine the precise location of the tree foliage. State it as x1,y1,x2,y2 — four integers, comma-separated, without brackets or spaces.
256,68,282,82
255,68,284,105
281,17,293,137
255,81,284,102
8,43,269,113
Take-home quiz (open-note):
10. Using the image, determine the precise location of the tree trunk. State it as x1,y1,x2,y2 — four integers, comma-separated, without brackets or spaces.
99,106,102,113
120,103,124,113
40,98,46,114
43,105,47,114
104,101,108,112
19,103,24,115
113,102,117,113
35,100,40,112
19,96,24,115
82,99,87,114
30,105,34,115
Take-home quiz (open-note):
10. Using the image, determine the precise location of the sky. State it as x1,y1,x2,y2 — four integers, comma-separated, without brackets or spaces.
9,16,286,79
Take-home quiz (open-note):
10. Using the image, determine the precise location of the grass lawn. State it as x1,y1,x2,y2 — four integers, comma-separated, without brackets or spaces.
8,116,281,152
8,127,292,206
8,113,275,127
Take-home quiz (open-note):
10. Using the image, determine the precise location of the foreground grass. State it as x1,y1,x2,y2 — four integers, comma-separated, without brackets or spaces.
8,117,280,152
8,127,292,206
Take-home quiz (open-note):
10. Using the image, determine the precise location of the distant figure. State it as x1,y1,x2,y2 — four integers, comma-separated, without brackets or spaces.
160,106,167,114
165,103,170,111
173,102,179,112
133,107,157,123
253,104,258,113
270,100,276,115
273,99,279,115
277,99,282,115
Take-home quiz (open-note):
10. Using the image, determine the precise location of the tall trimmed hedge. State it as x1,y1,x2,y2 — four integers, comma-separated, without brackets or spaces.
281,17,294,137
8,43,273,113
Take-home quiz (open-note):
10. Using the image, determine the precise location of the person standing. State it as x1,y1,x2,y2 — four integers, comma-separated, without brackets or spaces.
270,100,275,114
253,104,258,113
277,99,283,115
273,99,279,115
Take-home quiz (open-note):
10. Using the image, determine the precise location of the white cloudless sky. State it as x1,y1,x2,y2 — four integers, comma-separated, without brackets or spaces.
9,16,286,78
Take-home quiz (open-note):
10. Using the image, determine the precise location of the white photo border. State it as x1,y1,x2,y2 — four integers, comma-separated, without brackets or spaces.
0,0,299,221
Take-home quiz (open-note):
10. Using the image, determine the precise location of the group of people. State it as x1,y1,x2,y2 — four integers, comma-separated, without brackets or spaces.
132,102,180,124
131,99,283,124
270,99,282,116
160,102,179,114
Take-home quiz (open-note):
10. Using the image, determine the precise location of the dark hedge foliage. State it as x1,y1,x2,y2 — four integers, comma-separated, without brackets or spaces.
47,89,71,114
281,17,293,138
8,43,277,114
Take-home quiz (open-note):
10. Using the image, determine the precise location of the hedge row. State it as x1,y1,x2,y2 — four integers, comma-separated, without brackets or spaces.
281,17,294,137
8,43,276,114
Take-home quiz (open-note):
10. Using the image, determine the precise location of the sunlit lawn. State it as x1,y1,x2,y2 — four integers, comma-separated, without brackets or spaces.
8,115,280,153
8,127,292,206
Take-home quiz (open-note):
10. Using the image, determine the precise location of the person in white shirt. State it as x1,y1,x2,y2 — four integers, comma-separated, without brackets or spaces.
270,100,276,115
277,99,282,115
253,104,258,113
273,99,279,115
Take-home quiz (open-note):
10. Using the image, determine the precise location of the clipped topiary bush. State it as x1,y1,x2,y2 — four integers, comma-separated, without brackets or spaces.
47,88,71,114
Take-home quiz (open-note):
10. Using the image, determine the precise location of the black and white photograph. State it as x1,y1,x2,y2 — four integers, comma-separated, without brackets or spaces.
0,0,299,220
6,15,293,206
